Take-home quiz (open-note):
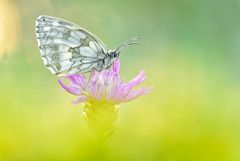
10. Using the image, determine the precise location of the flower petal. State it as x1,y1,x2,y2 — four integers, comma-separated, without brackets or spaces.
124,70,146,90
123,87,152,102
58,79,82,95
112,59,120,74
66,74,86,89
71,95,87,104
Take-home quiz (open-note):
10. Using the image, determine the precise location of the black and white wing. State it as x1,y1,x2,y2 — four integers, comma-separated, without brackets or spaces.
35,15,108,75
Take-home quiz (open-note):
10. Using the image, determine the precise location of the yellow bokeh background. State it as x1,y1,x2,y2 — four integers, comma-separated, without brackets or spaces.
0,0,240,161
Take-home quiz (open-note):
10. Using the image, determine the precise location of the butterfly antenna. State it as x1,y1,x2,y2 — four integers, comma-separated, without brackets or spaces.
115,36,140,53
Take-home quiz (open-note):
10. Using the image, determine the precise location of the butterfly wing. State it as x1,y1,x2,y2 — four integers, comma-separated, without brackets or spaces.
35,15,108,75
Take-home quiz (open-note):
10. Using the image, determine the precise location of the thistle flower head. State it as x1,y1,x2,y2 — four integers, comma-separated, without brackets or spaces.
58,60,151,137
58,60,151,105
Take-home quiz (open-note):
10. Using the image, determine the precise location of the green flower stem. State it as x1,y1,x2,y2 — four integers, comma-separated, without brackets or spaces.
82,101,118,138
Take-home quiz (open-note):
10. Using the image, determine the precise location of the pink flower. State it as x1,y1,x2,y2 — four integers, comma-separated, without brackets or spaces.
58,60,151,105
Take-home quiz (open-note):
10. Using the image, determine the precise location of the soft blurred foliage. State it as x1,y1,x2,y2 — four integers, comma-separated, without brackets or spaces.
0,0,240,161
0,0,19,56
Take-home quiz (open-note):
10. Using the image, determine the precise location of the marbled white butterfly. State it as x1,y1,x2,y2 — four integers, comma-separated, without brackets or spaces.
35,15,139,76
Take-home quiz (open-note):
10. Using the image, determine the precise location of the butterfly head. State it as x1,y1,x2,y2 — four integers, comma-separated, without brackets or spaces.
109,50,120,59
107,37,140,66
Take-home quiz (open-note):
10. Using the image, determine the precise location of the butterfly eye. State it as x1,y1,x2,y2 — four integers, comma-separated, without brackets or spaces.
113,52,119,58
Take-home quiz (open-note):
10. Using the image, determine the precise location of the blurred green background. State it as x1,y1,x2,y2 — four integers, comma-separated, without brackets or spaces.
0,0,240,160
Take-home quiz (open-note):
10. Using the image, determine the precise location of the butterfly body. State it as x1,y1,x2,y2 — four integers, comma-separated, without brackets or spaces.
35,15,139,76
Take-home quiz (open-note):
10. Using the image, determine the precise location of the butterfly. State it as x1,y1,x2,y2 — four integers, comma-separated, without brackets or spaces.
35,15,140,76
